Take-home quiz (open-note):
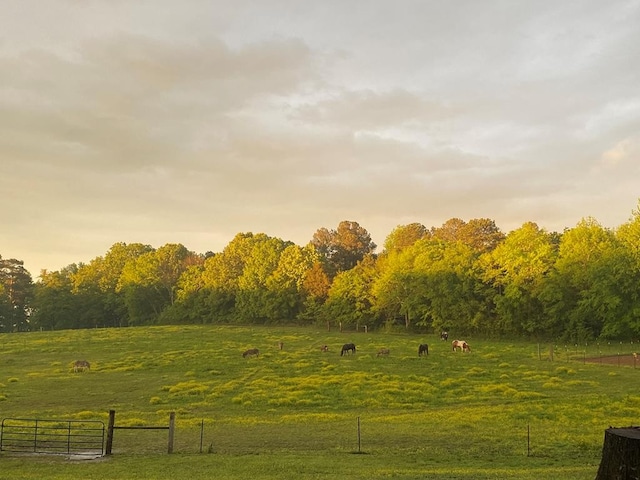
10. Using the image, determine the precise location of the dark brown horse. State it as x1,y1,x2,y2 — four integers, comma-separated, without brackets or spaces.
418,344,429,356
242,348,259,358
341,343,356,356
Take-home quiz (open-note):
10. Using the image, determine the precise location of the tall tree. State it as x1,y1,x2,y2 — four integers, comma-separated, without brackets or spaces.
481,222,558,337
235,235,292,322
31,266,78,330
432,218,505,253
264,244,318,322
72,243,154,327
324,255,378,330
383,223,429,253
311,220,377,278
118,243,199,324
373,238,485,332
0,256,34,332
541,218,630,341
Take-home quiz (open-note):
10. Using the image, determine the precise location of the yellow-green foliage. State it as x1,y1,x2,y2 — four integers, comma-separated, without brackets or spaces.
163,380,209,396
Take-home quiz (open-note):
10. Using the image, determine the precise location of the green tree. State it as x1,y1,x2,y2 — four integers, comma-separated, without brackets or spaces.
264,244,318,322
72,243,154,327
0,256,34,331
31,266,78,330
324,255,378,330
372,246,423,329
118,243,199,325
383,223,429,253
235,235,292,322
541,218,631,341
432,218,505,253
481,222,558,337
373,239,485,333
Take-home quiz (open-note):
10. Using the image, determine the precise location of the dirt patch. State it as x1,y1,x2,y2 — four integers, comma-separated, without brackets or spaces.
584,354,638,367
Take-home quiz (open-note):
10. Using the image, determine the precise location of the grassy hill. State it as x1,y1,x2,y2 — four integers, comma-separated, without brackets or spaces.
1,325,638,479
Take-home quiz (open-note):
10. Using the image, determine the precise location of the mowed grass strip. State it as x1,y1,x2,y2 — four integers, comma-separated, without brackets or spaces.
1,325,638,479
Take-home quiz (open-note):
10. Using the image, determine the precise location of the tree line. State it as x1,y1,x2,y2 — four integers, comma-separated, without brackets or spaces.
2,206,640,342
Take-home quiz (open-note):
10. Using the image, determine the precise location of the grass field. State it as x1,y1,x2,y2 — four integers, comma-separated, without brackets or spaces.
1,325,638,479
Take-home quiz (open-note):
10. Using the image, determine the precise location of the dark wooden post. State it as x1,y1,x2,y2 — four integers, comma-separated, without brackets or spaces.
105,410,116,455
167,412,175,454
595,426,640,480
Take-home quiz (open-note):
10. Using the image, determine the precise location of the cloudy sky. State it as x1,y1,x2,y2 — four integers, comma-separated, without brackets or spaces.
2,1,639,277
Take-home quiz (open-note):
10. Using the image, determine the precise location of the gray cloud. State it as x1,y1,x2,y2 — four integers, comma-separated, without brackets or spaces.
1,0,639,276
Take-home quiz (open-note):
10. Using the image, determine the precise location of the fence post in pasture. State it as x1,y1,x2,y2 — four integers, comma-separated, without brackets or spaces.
357,416,361,453
199,419,204,454
106,410,116,455
549,345,554,362
167,412,175,454
527,424,530,457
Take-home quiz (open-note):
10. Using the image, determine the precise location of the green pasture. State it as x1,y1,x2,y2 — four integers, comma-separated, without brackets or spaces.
1,325,638,479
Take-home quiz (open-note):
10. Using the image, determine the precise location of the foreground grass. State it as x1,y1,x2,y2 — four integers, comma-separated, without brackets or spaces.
0,452,596,480
1,325,638,479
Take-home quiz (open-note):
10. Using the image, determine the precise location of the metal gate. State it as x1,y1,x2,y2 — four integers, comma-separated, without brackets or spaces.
1,418,105,456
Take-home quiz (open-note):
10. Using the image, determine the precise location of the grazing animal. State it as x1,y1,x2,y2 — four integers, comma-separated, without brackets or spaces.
440,331,449,341
418,344,429,356
452,340,471,352
320,345,329,352
73,360,90,373
242,348,260,358
341,343,356,356
377,348,390,357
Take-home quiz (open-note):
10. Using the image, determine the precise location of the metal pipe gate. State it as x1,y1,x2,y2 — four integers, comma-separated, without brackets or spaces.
0,418,105,456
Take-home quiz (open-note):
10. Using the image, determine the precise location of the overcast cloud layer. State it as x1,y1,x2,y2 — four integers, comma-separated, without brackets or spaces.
2,0,639,277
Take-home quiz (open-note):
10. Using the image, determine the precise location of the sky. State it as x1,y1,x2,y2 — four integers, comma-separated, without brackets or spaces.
1,0,639,278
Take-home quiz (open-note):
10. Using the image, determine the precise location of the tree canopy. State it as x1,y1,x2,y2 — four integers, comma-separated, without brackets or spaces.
6,206,640,341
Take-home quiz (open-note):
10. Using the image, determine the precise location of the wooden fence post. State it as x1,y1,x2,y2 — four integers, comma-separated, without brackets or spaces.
167,412,175,454
105,410,115,455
